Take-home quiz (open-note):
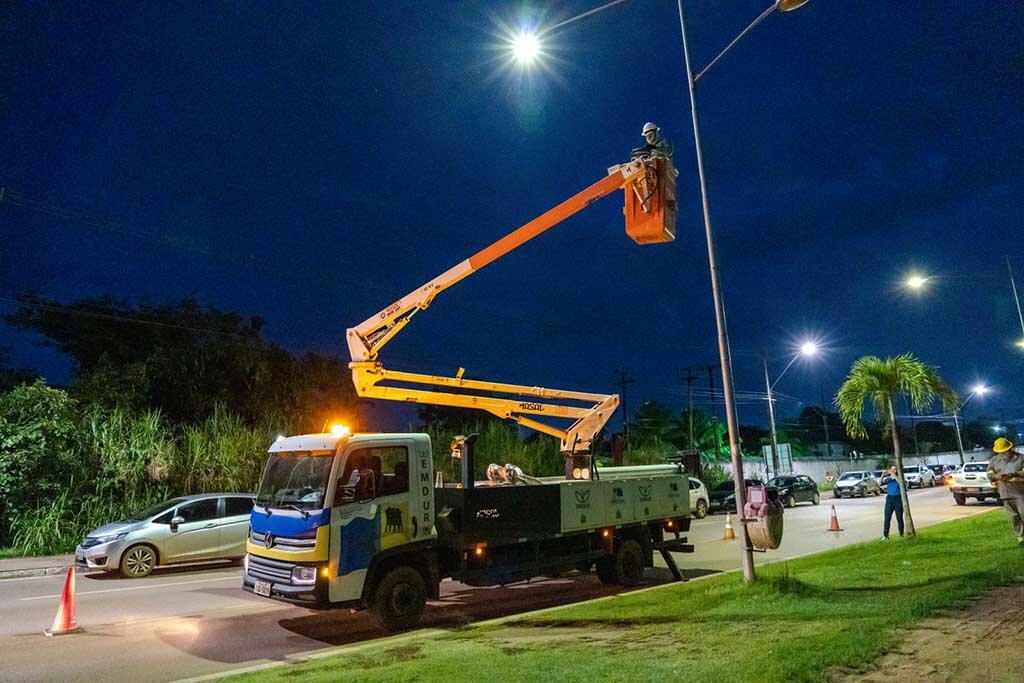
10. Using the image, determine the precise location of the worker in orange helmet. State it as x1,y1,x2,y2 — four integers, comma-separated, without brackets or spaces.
988,437,1024,545
632,122,673,160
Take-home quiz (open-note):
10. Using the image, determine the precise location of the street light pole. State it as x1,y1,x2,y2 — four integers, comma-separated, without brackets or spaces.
676,0,754,582
675,0,813,583
764,358,780,475
952,411,966,465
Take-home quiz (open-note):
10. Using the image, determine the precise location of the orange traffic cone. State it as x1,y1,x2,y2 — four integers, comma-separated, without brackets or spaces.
723,512,736,540
45,567,81,636
827,504,843,532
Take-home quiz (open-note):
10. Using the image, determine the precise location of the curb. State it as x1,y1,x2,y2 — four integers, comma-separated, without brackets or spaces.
0,564,75,580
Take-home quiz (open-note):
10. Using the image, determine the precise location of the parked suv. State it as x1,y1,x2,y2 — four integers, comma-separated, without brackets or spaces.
833,471,881,498
948,462,998,505
76,493,254,578
902,465,936,488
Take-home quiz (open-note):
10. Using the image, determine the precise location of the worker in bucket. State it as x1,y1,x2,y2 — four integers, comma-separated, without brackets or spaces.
988,438,1024,545
632,122,673,160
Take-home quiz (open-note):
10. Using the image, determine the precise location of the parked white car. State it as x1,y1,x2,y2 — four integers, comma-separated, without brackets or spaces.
902,465,936,488
688,477,709,519
949,461,999,505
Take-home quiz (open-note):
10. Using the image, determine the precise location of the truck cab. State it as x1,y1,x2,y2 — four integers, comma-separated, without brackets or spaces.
243,432,437,618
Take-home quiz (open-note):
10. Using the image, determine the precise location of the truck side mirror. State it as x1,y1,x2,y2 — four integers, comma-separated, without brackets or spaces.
170,515,185,532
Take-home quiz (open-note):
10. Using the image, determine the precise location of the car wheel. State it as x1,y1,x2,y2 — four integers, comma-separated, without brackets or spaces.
785,494,797,509
120,544,157,578
613,539,645,587
370,566,427,631
694,499,708,519
953,493,966,506
811,492,820,506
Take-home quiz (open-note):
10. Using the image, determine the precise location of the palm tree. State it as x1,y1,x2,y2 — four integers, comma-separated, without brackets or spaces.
834,354,958,536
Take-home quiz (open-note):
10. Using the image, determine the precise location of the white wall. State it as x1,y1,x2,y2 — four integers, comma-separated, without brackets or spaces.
716,450,986,481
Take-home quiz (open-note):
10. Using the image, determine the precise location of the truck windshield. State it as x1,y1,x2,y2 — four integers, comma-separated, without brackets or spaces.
256,452,334,511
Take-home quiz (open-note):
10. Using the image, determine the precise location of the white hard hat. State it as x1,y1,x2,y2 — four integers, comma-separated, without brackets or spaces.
642,122,659,135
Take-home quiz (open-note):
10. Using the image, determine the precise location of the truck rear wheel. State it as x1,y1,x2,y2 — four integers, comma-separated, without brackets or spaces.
613,539,645,587
953,493,966,506
370,566,426,632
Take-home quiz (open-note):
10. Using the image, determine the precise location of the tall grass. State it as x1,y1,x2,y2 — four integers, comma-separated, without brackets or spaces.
3,403,271,555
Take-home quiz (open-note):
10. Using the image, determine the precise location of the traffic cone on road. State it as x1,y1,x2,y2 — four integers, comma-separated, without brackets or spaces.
723,512,736,540
827,504,843,532
44,567,81,636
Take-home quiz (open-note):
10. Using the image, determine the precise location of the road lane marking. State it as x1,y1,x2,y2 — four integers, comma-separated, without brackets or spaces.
19,575,239,601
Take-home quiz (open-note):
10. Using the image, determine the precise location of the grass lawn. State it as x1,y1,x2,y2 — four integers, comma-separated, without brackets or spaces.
232,511,1024,683
0,547,29,560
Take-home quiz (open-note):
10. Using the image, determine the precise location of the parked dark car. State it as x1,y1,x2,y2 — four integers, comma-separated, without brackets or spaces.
927,464,955,485
708,478,764,513
765,475,821,507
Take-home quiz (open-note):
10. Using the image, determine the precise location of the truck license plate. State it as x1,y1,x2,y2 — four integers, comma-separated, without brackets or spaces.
966,488,979,493
254,580,272,597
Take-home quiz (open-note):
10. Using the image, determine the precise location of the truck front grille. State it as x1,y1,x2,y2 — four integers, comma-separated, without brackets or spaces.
247,554,294,585
249,529,317,551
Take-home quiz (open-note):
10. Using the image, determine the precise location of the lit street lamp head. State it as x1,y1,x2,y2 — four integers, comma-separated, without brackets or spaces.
905,274,929,290
971,384,989,396
512,32,540,65
800,341,818,356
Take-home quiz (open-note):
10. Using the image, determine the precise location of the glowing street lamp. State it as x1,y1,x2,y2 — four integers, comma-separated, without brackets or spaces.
952,383,991,465
905,274,929,290
511,32,541,65
763,340,821,475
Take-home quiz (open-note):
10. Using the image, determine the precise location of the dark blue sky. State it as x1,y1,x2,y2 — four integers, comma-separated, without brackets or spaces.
2,1,1022,431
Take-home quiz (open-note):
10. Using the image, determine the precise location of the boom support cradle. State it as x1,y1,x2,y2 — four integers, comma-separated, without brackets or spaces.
346,158,660,455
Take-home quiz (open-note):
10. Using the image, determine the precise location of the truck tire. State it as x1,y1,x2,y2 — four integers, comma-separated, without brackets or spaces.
370,566,426,632
613,539,645,587
595,556,617,585
953,493,966,506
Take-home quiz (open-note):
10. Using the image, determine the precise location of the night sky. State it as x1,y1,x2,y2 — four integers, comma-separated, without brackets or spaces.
2,1,1022,432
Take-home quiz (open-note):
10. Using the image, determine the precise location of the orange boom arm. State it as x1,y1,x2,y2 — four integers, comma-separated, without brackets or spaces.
346,157,673,456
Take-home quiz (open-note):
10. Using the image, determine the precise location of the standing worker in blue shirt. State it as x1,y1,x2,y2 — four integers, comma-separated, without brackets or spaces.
880,465,904,540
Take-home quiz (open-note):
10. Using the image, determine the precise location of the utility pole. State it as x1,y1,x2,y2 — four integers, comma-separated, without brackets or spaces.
706,365,722,459
686,367,695,450
615,369,635,446
819,385,832,459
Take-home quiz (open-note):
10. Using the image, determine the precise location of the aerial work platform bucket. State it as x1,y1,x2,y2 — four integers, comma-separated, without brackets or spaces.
624,157,677,245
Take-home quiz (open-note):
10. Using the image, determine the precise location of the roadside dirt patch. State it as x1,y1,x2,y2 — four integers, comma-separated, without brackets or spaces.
838,584,1024,683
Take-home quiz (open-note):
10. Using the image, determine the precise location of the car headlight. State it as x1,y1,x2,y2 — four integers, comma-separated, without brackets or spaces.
291,566,318,585
94,532,129,544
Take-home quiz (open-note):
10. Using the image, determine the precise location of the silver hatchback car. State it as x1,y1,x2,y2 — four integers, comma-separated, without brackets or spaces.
75,493,254,578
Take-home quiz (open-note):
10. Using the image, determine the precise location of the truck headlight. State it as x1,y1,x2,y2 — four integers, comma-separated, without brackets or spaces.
291,566,319,585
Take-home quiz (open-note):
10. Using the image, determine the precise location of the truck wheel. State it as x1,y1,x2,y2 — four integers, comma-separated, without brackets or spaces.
953,493,966,506
370,566,426,632
596,556,617,585
613,539,645,587
695,499,708,519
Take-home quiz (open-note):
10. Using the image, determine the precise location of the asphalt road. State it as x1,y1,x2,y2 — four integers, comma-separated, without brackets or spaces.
0,486,1000,682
